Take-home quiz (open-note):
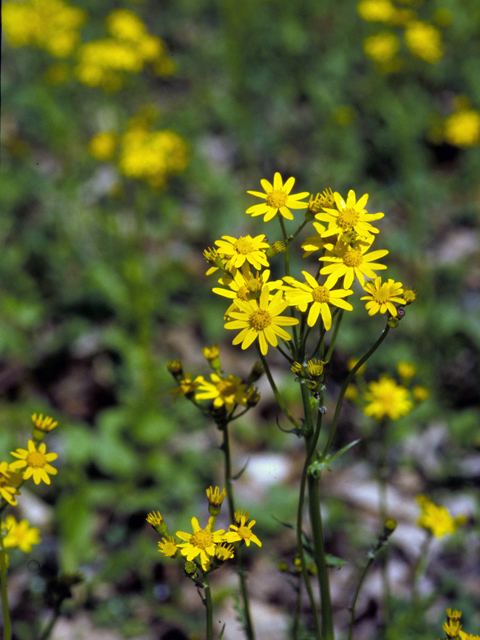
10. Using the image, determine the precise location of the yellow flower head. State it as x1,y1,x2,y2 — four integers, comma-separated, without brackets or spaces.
213,267,282,317
10,440,58,485
315,190,384,241
404,21,443,63
202,345,220,361
363,375,413,420
416,495,466,538
31,413,58,433
146,511,167,535
214,235,270,272
88,132,118,161
215,542,235,562
246,172,309,222
308,189,335,213
444,620,462,638
412,385,429,402
444,109,480,147
176,516,226,571
224,287,299,356
224,515,262,548
206,486,227,516
360,277,405,317
320,237,388,289
307,359,325,378
447,609,462,623
234,509,250,525
158,535,178,558
2,515,41,553
195,374,247,411
283,271,353,329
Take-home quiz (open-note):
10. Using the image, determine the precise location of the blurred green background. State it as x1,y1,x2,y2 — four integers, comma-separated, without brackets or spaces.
1,0,479,638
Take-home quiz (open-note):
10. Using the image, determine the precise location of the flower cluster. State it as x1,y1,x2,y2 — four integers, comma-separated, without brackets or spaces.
440,608,480,639
3,4,175,91
440,97,480,148
203,173,411,358
0,414,59,566
167,347,262,418
88,108,188,189
74,9,175,91
346,361,428,420
148,487,261,574
358,0,447,70
2,0,86,58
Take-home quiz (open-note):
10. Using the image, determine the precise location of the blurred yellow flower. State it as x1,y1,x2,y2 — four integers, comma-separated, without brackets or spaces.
404,21,443,63
2,515,40,553
88,132,118,161
246,172,309,222
416,495,466,537
2,0,86,58
357,0,395,22
363,375,413,420
74,9,174,90
168,374,204,402
158,536,178,558
444,109,480,147
412,385,429,402
396,361,416,380
0,462,21,506
195,374,247,411
364,32,400,63
118,127,188,188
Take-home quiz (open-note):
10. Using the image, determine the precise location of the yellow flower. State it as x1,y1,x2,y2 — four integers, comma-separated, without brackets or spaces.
363,375,413,420
176,517,226,570
202,345,220,361
31,413,58,433
0,462,21,506
206,486,227,516
444,620,462,638
195,374,247,411
320,238,388,289
146,511,167,535
416,495,466,537
214,235,270,272
357,0,396,22
224,515,262,548
158,535,178,558
360,277,405,317
283,271,353,329
2,515,41,553
412,385,429,402
447,609,462,623
88,132,118,161
364,32,400,63
308,189,335,214
397,361,416,380
168,374,204,402
10,440,58,485
404,21,443,63
315,190,384,241
246,172,309,222
215,543,235,561
307,360,325,377
459,633,480,640
444,109,480,147
224,287,299,356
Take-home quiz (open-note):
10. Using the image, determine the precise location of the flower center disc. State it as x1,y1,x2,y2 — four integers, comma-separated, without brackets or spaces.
343,249,363,268
190,529,214,550
373,286,390,303
26,451,46,468
337,207,359,229
266,190,287,209
235,238,254,255
237,526,250,539
312,286,330,303
237,286,250,301
250,309,272,331
217,380,236,396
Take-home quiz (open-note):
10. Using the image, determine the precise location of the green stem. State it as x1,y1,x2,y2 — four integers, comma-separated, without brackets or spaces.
204,574,214,640
308,474,334,640
321,323,391,459
221,423,255,640
0,532,11,640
